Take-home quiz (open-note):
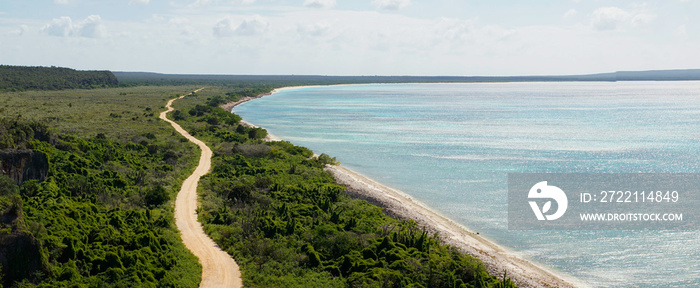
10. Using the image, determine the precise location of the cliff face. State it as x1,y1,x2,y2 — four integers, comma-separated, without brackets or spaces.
0,232,44,284
0,150,48,185
0,194,46,286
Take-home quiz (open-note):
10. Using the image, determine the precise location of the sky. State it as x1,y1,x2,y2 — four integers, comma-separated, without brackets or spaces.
1,0,699,76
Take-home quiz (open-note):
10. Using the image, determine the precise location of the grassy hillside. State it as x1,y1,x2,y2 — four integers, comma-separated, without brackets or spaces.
0,86,199,141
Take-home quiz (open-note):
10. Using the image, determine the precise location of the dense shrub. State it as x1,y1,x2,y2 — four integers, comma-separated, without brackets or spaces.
145,185,170,208
0,119,201,287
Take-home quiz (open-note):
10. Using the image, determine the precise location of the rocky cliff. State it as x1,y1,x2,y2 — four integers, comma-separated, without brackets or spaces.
0,174,47,286
0,150,48,185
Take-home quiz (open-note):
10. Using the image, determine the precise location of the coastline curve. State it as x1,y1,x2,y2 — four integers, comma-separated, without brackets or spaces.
226,85,587,288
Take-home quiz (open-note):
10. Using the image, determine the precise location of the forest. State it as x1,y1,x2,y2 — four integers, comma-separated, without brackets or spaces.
0,66,119,91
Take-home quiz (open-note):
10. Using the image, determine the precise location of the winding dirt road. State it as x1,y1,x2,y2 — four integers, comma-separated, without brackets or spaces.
160,89,243,288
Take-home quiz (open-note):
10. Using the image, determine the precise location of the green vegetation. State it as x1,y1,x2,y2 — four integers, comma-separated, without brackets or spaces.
0,85,200,141
171,90,517,288
0,69,518,287
0,66,118,92
116,72,526,87
0,85,202,287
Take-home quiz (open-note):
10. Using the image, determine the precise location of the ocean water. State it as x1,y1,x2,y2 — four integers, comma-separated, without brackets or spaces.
234,82,700,287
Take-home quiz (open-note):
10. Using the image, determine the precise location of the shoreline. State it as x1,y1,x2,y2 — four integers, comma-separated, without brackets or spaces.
326,165,585,288
220,85,332,112
221,85,587,288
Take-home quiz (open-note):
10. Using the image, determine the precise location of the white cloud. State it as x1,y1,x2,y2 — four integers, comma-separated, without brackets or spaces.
435,18,477,42
42,15,107,38
297,22,331,37
234,15,268,36
213,15,268,37
54,0,69,4
630,12,656,27
213,18,236,37
372,0,411,11
675,24,687,37
78,15,108,38
129,0,150,5
563,9,577,19
43,16,73,37
590,6,655,31
190,0,211,7
431,17,514,55
168,17,190,25
590,7,630,31
304,0,336,9
9,2,700,76
11,25,29,36
188,0,255,7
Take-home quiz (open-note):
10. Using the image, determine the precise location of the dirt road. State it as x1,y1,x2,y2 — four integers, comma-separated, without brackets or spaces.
160,89,243,288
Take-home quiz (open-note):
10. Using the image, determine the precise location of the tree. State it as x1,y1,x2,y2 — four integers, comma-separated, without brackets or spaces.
144,185,169,207
0,174,18,196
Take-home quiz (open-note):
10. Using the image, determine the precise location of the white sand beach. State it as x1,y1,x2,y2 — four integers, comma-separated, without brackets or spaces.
325,165,586,288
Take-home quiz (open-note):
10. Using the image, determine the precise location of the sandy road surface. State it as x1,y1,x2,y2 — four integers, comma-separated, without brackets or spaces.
160,89,243,288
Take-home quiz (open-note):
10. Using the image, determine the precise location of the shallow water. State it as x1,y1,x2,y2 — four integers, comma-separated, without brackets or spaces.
234,82,700,287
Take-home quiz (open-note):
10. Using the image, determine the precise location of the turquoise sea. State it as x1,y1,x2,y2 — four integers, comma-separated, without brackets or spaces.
234,82,700,287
